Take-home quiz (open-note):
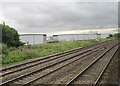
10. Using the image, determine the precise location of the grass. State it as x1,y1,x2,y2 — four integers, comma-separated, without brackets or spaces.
0,43,2,54
2,38,113,66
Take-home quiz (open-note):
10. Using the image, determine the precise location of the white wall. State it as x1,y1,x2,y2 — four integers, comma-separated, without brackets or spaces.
20,34,44,45
57,34,109,41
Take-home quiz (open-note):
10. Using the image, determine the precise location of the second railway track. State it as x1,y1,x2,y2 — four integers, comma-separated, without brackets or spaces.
66,42,119,85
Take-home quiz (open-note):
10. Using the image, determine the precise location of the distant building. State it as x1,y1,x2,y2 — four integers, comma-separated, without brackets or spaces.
20,34,47,45
53,34,109,41
20,33,109,44
53,35,58,41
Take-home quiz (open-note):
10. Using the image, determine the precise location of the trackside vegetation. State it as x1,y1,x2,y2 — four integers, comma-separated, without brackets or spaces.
2,38,113,67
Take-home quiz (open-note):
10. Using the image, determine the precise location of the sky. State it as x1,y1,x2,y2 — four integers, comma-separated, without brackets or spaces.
0,0,119,35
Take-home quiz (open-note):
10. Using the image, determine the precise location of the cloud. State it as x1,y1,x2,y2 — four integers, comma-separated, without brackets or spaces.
0,2,118,34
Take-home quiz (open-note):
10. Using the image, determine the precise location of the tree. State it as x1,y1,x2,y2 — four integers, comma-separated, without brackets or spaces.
109,34,113,38
0,22,24,47
114,33,120,38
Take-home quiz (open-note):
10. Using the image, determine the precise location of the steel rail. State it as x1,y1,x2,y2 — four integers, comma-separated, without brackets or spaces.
22,42,116,86
1,44,103,86
1,40,110,72
1,43,106,77
66,43,119,86
1,47,82,71
23,47,101,86
1,47,83,76
93,45,120,86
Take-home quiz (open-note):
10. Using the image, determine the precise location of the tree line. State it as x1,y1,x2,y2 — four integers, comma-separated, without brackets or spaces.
108,33,120,38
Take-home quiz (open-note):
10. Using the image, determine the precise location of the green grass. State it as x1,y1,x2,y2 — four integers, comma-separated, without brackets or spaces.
2,38,113,66
0,43,2,54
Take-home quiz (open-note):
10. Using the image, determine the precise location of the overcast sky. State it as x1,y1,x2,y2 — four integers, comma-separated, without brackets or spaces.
0,1,118,34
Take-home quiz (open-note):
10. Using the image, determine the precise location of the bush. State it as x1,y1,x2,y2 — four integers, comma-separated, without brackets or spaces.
114,33,120,38
109,34,113,38
2,43,9,55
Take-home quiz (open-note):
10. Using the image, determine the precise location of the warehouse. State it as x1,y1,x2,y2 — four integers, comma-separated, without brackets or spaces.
52,34,109,41
20,34,47,45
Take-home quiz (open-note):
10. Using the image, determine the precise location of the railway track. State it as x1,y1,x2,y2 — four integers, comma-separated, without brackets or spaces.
97,46,119,85
66,42,119,85
1,41,112,86
94,45,120,85
1,40,118,86
1,42,109,79
1,42,106,75
29,41,118,85
1,40,112,72
1,45,104,82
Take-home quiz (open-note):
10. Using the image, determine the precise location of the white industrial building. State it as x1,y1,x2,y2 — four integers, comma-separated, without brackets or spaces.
20,33,109,45
52,34,109,41
20,34,47,45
